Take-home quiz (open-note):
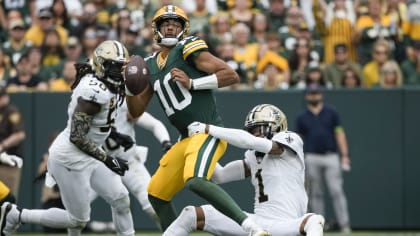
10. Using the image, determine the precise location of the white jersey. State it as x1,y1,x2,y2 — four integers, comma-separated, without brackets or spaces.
49,74,118,169
244,131,307,221
114,101,136,139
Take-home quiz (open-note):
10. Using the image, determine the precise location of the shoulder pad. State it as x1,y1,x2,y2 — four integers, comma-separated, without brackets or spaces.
272,131,303,157
76,75,111,104
180,36,208,60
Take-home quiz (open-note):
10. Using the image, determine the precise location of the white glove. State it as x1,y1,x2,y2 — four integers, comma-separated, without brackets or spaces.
0,152,23,168
187,122,207,137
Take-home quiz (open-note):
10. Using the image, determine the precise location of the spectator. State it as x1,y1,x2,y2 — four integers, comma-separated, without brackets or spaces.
249,12,268,44
80,26,100,60
70,2,98,39
41,29,65,67
265,0,287,33
289,37,319,87
2,17,31,67
279,5,306,56
229,0,258,27
108,9,132,42
232,23,259,87
123,0,150,30
0,48,12,84
217,41,248,90
25,7,68,47
296,83,351,233
255,44,290,90
305,64,332,89
25,46,53,82
403,1,420,61
49,60,76,92
51,0,72,29
355,0,395,65
187,0,212,35
0,86,25,198
208,12,233,55
323,43,363,88
341,67,362,88
363,39,390,88
0,86,24,155
313,0,357,64
401,40,420,85
6,53,49,92
375,60,402,88
122,25,147,58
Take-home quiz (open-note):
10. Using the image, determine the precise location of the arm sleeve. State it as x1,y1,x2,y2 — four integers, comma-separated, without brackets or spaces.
211,160,246,184
208,125,272,153
136,112,170,143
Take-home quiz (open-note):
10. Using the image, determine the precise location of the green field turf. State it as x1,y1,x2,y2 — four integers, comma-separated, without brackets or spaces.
20,232,420,236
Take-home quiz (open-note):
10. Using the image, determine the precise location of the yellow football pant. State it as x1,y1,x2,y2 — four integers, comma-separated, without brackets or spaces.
148,134,227,201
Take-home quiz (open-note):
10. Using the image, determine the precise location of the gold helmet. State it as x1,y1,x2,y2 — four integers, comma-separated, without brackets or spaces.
152,5,189,46
92,40,129,91
244,104,288,139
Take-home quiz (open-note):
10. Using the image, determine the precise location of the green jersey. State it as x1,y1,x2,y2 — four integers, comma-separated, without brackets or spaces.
145,36,223,138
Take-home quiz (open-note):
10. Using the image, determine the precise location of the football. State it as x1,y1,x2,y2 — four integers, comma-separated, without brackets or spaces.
124,55,149,95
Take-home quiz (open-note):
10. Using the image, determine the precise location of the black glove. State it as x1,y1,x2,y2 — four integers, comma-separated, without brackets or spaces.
161,140,172,153
107,127,135,151
103,155,129,176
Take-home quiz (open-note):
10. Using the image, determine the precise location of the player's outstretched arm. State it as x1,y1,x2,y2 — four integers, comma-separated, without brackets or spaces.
188,122,284,154
211,160,249,184
136,112,171,144
126,82,154,119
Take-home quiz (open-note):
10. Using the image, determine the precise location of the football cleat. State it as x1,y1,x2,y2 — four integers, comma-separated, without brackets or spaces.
0,202,21,236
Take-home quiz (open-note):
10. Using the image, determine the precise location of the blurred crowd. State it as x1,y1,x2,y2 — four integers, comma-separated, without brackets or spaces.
0,0,419,92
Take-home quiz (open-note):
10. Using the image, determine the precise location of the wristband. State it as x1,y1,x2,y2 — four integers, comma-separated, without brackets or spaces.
190,74,218,90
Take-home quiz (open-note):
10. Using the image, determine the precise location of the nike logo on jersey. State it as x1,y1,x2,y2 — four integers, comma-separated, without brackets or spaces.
92,89,100,93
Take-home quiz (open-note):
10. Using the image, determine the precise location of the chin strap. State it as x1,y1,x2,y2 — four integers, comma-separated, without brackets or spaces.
157,30,185,46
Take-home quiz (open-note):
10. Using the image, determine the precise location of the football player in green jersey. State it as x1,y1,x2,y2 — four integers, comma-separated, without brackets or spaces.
126,5,270,236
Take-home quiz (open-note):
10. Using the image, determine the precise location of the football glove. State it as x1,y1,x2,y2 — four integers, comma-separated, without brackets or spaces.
107,127,135,151
161,140,172,153
0,152,23,168
103,155,129,176
187,122,207,137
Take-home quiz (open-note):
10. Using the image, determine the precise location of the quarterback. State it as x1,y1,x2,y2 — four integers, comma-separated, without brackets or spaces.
1,40,134,236
164,104,325,236
126,4,269,236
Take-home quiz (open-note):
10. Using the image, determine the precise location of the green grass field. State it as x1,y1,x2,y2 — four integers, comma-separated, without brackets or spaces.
19,232,420,236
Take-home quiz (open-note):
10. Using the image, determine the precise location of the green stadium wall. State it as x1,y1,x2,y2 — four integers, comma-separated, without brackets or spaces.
8,88,420,231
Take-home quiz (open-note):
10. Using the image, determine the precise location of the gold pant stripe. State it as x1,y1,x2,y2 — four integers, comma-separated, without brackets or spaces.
195,136,219,177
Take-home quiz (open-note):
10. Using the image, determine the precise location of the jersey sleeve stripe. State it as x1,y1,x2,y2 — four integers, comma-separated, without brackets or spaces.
182,40,208,60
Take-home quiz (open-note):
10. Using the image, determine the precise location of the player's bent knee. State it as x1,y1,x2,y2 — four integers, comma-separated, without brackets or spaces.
110,195,131,214
68,216,88,229
185,177,204,192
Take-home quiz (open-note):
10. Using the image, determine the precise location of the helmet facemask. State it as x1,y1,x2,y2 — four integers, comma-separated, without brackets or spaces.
103,60,124,85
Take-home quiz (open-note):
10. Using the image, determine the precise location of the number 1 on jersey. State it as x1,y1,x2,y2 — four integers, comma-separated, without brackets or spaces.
256,169,268,203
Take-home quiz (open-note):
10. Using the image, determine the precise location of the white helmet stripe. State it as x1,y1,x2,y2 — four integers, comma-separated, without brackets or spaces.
113,41,125,61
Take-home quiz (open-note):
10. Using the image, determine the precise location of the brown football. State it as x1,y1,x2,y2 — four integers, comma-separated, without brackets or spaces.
124,55,149,95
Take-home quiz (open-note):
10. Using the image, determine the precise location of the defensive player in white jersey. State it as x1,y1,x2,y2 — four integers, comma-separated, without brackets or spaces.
0,40,135,236
164,104,325,236
90,100,172,228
